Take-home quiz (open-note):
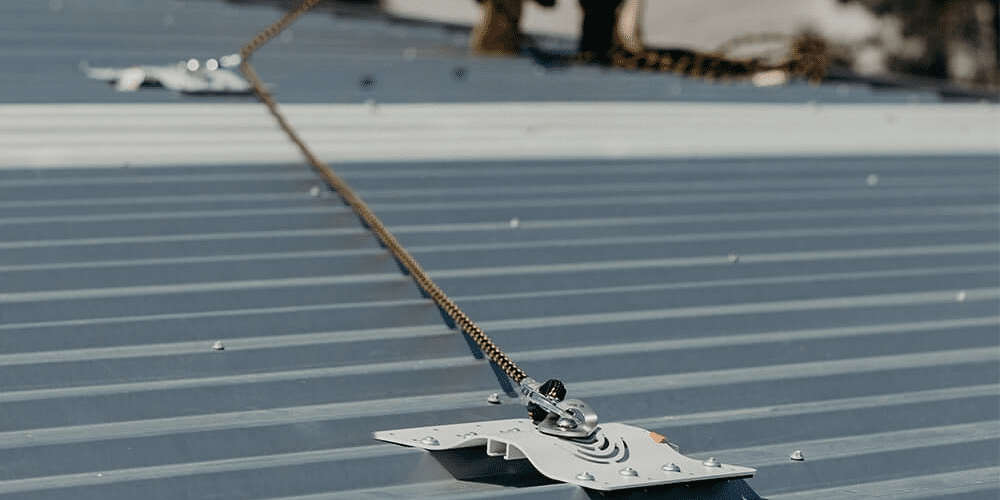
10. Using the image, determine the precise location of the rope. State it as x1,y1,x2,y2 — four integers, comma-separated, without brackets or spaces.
235,1,830,386
237,0,530,385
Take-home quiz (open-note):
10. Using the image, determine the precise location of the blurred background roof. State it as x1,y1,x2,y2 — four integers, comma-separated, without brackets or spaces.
0,0,998,499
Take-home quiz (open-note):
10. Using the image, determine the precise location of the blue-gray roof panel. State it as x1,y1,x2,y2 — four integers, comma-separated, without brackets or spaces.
0,0,997,498
1,154,997,499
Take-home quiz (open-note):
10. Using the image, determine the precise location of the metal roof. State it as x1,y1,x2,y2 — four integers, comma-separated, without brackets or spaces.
2,0,952,105
1,0,999,499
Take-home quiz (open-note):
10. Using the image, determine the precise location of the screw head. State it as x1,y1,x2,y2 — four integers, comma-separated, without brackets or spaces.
790,450,804,461
727,251,740,263
866,174,879,186
619,467,639,477
702,457,721,467
419,436,439,446
309,186,322,198
509,217,520,229
956,290,967,302
486,392,501,404
359,75,376,90
662,463,680,472
211,341,224,351
576,472,595,481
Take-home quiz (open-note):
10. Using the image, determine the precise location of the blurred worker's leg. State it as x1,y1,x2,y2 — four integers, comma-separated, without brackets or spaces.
578,0,619,61
613,0,643,55
470,0,524,55
578,0,644,61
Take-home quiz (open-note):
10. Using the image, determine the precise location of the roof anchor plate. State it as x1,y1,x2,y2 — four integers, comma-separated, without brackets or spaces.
373,418,755,491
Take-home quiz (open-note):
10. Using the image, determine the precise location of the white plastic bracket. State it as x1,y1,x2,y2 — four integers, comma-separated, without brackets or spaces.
373,418,755,491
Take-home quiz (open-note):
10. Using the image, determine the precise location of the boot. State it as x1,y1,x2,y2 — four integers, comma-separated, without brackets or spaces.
578,0,644,62
470,0,524,56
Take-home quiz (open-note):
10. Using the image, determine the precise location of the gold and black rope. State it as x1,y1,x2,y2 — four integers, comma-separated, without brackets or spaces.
238,0,530,385
236,0,830,386
598,33,829,83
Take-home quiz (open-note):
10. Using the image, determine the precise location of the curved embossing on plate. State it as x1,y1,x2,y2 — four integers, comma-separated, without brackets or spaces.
558,429,631,465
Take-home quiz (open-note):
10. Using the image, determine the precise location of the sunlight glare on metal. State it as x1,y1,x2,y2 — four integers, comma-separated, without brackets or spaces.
115,67,145,92
220,54,241,68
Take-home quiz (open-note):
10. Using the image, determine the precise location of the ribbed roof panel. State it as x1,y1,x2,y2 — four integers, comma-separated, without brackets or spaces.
1,155,997,499
1,0,998,498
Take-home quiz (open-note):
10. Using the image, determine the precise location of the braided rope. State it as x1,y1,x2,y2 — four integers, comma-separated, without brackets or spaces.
236,2,829,386
237,0,529,384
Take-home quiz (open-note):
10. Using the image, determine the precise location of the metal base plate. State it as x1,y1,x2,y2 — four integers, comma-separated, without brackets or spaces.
374,419,755,491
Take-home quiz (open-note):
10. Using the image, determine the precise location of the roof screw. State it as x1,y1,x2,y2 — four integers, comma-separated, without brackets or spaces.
359,75,376,90
403,47,417,60
661,463,680,472
866,174,879,186
461,432,478,439
956,290,967,302
619,467,639,477
702,457,721,467
309,186,322,198
790,450,804,461
576,472,595,481
211,341,225,351
419,436,439,446
509,217,520,229
487,392,502,404
727,251,740,263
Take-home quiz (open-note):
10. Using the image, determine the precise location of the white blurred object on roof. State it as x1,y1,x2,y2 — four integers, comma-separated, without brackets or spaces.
79,57,252,95
752,69,790,87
